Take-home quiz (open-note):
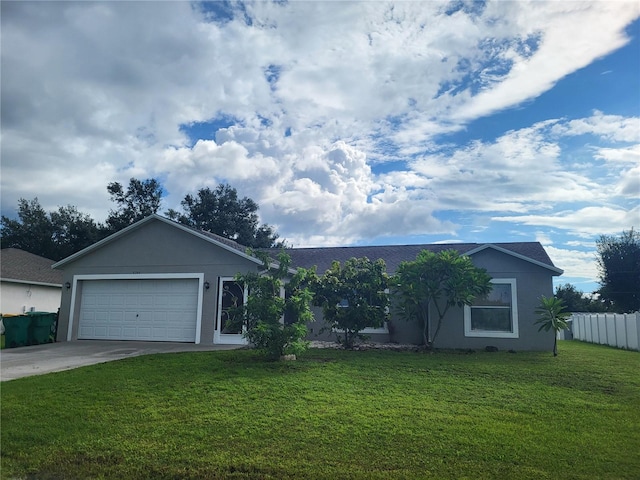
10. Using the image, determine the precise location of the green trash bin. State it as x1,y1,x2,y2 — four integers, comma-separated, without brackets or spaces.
2,315,31,348
27,312,57,345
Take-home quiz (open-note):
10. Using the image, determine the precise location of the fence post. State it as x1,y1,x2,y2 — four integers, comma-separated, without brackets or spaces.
633,312,640,351
624,313,630,350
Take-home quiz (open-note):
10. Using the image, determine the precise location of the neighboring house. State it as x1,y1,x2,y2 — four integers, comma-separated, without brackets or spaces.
1,248,63,314
53,214,563,350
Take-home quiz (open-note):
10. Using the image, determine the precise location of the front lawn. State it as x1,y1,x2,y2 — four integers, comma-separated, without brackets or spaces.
1,341,639,479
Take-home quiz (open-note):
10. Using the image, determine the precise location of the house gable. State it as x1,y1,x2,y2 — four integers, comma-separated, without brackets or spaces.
52,214,262,270
465,244,563,275
53,215,267,345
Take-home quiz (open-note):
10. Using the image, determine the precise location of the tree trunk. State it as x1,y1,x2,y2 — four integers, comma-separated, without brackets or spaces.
553,336,558,357
422,303,432,349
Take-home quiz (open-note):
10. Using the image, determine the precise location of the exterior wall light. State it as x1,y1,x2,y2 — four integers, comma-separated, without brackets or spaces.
204,281,210,290
65,282,71,290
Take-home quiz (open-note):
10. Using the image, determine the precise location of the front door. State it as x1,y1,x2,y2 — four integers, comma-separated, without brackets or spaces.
214,278,248,345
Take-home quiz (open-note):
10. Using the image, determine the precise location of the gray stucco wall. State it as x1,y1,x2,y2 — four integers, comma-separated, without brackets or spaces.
56,219,260,344
304,248,556,351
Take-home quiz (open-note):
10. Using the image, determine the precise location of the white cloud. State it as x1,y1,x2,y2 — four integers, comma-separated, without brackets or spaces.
397,121,603,213
535,231,553,246
553,111,640,143
453,3,640,122
594,144,640,164
545,246,598,281
565,240,597,248
492,206,640,236
617,166,640,197
1,0,638,252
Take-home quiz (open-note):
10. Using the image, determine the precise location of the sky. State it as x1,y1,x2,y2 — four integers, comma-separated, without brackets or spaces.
1,1,639,294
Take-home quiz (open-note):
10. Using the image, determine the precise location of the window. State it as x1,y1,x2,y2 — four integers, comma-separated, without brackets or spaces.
361,323,389,334
337,289,390,334
464,279,519,338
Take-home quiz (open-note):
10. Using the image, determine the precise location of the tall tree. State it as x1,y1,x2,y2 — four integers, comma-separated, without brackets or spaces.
104,178,163,234
392,250,492,348
312,257,389,349
50,205,101,260
596,229,640,313
167,184,282,248
1,198,55,258
0,198,100,261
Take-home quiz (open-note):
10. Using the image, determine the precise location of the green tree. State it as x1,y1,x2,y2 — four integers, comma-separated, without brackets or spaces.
49,205,101,259
535,296,571,357
104,178,163,234
167,184,282,248
596,229,640,313
312,257,389,349
1,198,55,258
554,283,607,313
1,198,100,260
392,250,492,348
234,251,315,360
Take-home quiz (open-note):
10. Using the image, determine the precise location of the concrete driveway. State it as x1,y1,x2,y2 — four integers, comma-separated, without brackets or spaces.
0,341,242,381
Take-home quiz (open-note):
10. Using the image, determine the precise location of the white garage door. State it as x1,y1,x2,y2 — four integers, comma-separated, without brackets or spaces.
78,278,199,342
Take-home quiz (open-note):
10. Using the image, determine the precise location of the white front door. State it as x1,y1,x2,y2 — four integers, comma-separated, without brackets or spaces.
214,278,248,345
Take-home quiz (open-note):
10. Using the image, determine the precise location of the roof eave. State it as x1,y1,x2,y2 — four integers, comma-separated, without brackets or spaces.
1,278,62,288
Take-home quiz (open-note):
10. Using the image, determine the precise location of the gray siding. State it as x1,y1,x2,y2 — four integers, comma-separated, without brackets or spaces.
56,219,260,344
55,217,558,351
305,248,555,351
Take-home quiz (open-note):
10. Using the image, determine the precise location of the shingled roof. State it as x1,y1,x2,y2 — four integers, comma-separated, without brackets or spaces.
191,228,248,254
266,242,562,275
1,248,63,286
50,215,561,277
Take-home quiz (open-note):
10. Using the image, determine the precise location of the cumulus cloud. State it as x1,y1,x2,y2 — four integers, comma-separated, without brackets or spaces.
545,246,598,281
594,144,640,164
1,0,638,251
617,166,640,197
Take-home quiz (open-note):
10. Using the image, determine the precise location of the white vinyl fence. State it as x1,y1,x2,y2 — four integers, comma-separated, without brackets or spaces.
569,312,640,351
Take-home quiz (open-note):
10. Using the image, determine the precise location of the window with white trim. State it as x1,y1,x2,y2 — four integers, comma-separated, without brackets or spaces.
464,279,519,338
338,289,390,334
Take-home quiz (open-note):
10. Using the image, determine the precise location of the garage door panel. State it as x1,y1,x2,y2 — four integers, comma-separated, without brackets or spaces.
139,295,154,307
82,295,97,307
122,326,137,337
124,296,138,307
78,278,199,342
152,328,166,339
96,296,110,307
95,326,108,337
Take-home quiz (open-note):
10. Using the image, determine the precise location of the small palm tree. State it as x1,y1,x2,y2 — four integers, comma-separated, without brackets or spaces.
535,296,571,356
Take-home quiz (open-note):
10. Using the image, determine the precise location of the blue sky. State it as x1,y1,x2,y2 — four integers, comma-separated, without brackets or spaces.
2,1,639,294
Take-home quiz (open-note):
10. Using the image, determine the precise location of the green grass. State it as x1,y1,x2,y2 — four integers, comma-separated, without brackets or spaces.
2,341,639,479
